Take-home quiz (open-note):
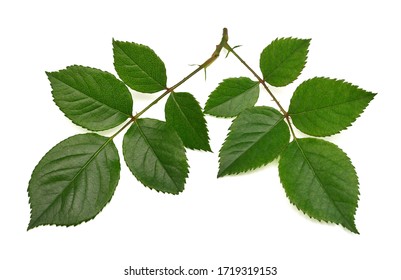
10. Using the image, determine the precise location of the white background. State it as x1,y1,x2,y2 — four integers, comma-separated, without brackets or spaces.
1,0,400,279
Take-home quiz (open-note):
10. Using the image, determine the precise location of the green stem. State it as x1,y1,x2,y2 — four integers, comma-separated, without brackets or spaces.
110,28,229,140
224,43,297,139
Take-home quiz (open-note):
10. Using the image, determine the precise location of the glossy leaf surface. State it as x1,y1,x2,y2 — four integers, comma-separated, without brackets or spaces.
123,118,188,194
219,106,290,177
28,134,120,229
113,40,167,93
289,77,376,136
279,138,359,233
204,77,259,117
165,92,211,151
47,65,133,131
260,37,310,86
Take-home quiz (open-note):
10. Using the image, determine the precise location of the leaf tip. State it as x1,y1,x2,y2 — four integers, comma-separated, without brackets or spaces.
112,38,120,46
193,144,213,153
343,220,359,234
45,71,53,78
351,227,360,234
27,218,38,231
217,168,228,178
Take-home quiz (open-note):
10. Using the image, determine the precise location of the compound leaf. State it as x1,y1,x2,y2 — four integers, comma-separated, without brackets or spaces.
165,92,211,151
204,77,259,117
219,106,290,177
113,40,167,93
28,133,120,229
260,37,310,87
123,118,188,194
47,66,133,131
279,138,359,233
288,77,376,136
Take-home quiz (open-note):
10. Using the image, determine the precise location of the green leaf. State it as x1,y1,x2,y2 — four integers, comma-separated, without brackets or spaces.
28,134,120,229
47,65,133,131
123,118,188,194
218,106,290,177
165,92,211,151
113,40,167,93
204,77,259,117
279,138,359,233
260,37,310,87
288,77,376,136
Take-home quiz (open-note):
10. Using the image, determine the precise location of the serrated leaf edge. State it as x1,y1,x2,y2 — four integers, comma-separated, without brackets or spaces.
278,138,360,233
204,77,260,118
289,77,376,137
217,107,290,177
123,120,189,195
167,92,211,152
47,65,132,132
261,37,311,87
112,39,167,93
27,134,120,230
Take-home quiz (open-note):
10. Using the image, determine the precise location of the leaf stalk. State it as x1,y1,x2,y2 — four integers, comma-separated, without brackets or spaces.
223,43,297,139
112,28,230,140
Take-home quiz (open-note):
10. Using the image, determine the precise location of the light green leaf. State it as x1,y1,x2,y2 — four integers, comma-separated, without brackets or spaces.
279,138,359,233
165,92,211,151
47,65,133,131
218,106,290,177
204,77,259,117
288,77,376,136
260,37,310,87
123,118,188,194
28,134,120,229
113,40,167,93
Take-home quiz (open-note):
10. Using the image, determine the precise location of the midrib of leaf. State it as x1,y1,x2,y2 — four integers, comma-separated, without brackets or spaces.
293,139,355,229
52,75,131,117
29,137,113,228
221,116,283,173
135,121,179,190
267,42,307,78
171,94,203,140
115,43,165,89
290,95,373,115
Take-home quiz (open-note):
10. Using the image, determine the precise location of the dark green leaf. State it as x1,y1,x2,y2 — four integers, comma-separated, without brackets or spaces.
47,65,133,131
204,77,259,117
28,134,120,229
218,106,290,177
279,138,359,233
260,37,310,87
165,92,211,151
123,118,188,194
113,40,167,93
288,77,376,136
